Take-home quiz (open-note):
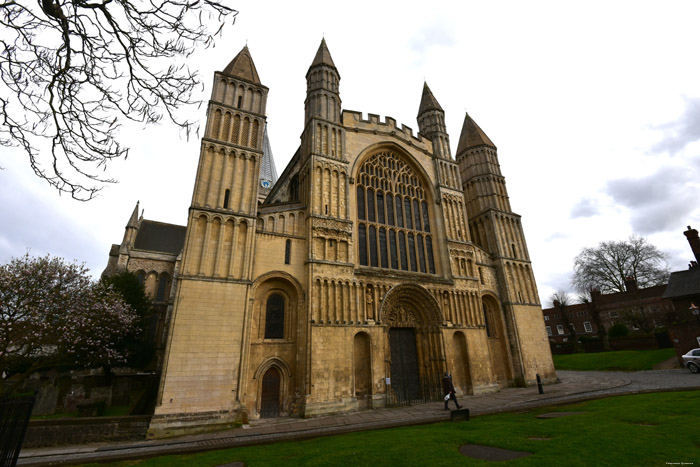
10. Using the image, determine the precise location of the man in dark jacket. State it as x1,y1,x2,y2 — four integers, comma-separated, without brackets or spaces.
443,371,462,410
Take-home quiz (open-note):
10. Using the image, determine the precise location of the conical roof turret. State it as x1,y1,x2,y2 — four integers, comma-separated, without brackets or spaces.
310,38,337,70
222,45,261,83
417,82,443,116
456,112,496,154
260,124,278,185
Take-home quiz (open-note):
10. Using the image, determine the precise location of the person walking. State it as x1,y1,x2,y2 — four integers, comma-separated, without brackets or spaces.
443,371,462,410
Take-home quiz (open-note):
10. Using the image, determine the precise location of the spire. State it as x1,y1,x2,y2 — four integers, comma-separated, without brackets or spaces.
417,82,443,116
222,45,261,83
127,201,140,228
456,112,496,155
259,124,278,185
310,38,337,70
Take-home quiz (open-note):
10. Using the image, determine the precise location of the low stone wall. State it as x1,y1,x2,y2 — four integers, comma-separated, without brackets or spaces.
24,415,151,447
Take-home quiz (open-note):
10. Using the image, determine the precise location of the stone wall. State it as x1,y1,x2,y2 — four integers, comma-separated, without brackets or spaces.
25,416,151,447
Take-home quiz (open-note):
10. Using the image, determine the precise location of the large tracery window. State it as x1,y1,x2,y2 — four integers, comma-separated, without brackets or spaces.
356,151,435,274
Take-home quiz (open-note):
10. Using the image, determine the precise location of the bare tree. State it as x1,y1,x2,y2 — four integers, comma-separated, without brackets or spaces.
550,289,580,351
0,1,238,200
578,289,609,350
572,235,670,294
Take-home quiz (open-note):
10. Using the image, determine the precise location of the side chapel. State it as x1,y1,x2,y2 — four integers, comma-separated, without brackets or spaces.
106,40,555,437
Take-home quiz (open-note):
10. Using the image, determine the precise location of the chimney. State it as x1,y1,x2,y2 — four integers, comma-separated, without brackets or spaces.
624,276,638,292
684,226,700,266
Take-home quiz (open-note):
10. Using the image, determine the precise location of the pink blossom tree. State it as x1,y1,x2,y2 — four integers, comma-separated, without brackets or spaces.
0,254,138,395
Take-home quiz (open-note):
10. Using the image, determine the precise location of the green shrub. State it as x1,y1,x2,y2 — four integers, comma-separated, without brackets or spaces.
608,323,629,338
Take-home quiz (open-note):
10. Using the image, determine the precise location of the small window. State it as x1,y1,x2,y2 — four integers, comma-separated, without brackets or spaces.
557,325,564,335
610,311,619,318
265,294,285,339
584,322,593,333
284,239,291,265
569,323,575,332
237,95,243,108
545,326,552,336
544,315,549,321
223,189,230,209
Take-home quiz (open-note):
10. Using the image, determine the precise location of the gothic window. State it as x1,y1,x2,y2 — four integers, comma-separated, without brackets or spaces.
156,272,169,302
265,293,285,339
355,151,435,274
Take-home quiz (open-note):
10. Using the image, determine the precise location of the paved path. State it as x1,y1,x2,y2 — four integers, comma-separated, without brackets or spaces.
18,369,700,466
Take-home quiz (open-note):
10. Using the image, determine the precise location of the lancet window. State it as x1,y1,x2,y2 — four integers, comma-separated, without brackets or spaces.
356,151,435,274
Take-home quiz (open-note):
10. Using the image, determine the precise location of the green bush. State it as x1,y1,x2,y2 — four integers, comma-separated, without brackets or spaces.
608,323,629,338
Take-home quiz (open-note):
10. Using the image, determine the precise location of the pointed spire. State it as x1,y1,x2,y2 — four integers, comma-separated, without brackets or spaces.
259,124,278,185
222,45,261,83
310,38,337,70
418,82,443,116
456,112,496,154
127,201,140,228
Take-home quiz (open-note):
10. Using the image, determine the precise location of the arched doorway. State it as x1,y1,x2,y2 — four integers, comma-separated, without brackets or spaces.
260,367,281,418
380,284,445,404
482,295,513,385
452,331,472,394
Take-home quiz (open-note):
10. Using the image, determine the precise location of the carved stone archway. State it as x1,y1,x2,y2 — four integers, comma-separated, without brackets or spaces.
379,284,445,402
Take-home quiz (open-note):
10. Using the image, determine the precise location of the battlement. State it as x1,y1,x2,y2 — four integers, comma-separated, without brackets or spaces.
342,110,431,152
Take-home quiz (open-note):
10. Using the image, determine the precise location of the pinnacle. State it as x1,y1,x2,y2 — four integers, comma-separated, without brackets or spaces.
127,201,140,228
456,112,496,154
418,82,443,116
222,45,261,83
310,38,337,69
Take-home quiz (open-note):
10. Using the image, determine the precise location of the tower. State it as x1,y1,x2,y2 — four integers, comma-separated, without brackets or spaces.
150,46,268,436
456,112,544,384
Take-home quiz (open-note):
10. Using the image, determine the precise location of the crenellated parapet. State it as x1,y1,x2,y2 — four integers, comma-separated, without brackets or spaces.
341,111,431,154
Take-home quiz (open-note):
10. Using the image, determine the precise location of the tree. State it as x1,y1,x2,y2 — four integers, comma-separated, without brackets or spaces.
572,235,670,295
577,289,609,350
0,254,138,395
100,270,153,368
550,290,580,351
0,1,238,200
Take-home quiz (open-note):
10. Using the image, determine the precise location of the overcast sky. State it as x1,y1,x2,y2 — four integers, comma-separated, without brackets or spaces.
2,1,700,306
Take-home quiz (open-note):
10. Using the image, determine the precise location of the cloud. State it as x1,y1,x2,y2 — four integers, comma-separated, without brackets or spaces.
408,21,456,55
606,165,698,234
652,97,700,155
570,198,598,218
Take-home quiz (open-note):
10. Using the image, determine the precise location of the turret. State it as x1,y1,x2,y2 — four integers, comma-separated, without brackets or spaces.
417,82,451,160
305,39,341,125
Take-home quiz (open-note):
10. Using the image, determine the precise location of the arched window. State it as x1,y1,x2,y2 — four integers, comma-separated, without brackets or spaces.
265,294,285,339
156,272,169,302
356,151,435,274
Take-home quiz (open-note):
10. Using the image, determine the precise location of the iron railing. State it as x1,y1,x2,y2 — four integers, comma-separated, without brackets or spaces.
0,391,36,467
385,371,443,407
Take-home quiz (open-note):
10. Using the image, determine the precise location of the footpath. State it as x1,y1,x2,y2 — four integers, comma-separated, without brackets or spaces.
17,369,700,466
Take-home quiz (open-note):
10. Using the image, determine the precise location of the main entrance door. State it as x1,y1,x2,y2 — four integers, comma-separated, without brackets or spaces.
260,367,280,418
389,327,420,401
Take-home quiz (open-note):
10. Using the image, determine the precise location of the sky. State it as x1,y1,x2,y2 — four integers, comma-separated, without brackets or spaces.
2,1,700,306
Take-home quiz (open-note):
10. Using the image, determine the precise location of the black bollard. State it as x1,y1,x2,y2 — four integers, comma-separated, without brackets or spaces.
536,373,544,394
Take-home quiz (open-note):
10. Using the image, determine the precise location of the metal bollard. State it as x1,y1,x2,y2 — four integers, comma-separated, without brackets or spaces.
536,373,544,394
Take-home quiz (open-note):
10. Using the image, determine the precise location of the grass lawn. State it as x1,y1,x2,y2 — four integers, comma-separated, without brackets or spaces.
83,391,700,467
552,348,676,371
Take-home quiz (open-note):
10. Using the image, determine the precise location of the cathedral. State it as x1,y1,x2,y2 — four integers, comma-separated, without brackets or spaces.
105,40,555,437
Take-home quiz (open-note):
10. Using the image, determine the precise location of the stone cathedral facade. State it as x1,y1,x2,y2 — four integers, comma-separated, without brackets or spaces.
108,40,555,437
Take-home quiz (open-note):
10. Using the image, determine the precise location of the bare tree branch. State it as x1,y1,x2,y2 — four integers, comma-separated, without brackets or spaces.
571,235,670,294
0,0,238,200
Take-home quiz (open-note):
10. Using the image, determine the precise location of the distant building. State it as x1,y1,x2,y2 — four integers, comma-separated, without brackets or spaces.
541,281,673,344
663,226,700,360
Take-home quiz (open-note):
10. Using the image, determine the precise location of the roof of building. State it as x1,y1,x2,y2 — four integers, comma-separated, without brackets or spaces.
456,112,496,154
663,268,700,299
417,82,443,116
222,46,261,84
260,124,278,184
133,220,186,255
310,38,337,70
